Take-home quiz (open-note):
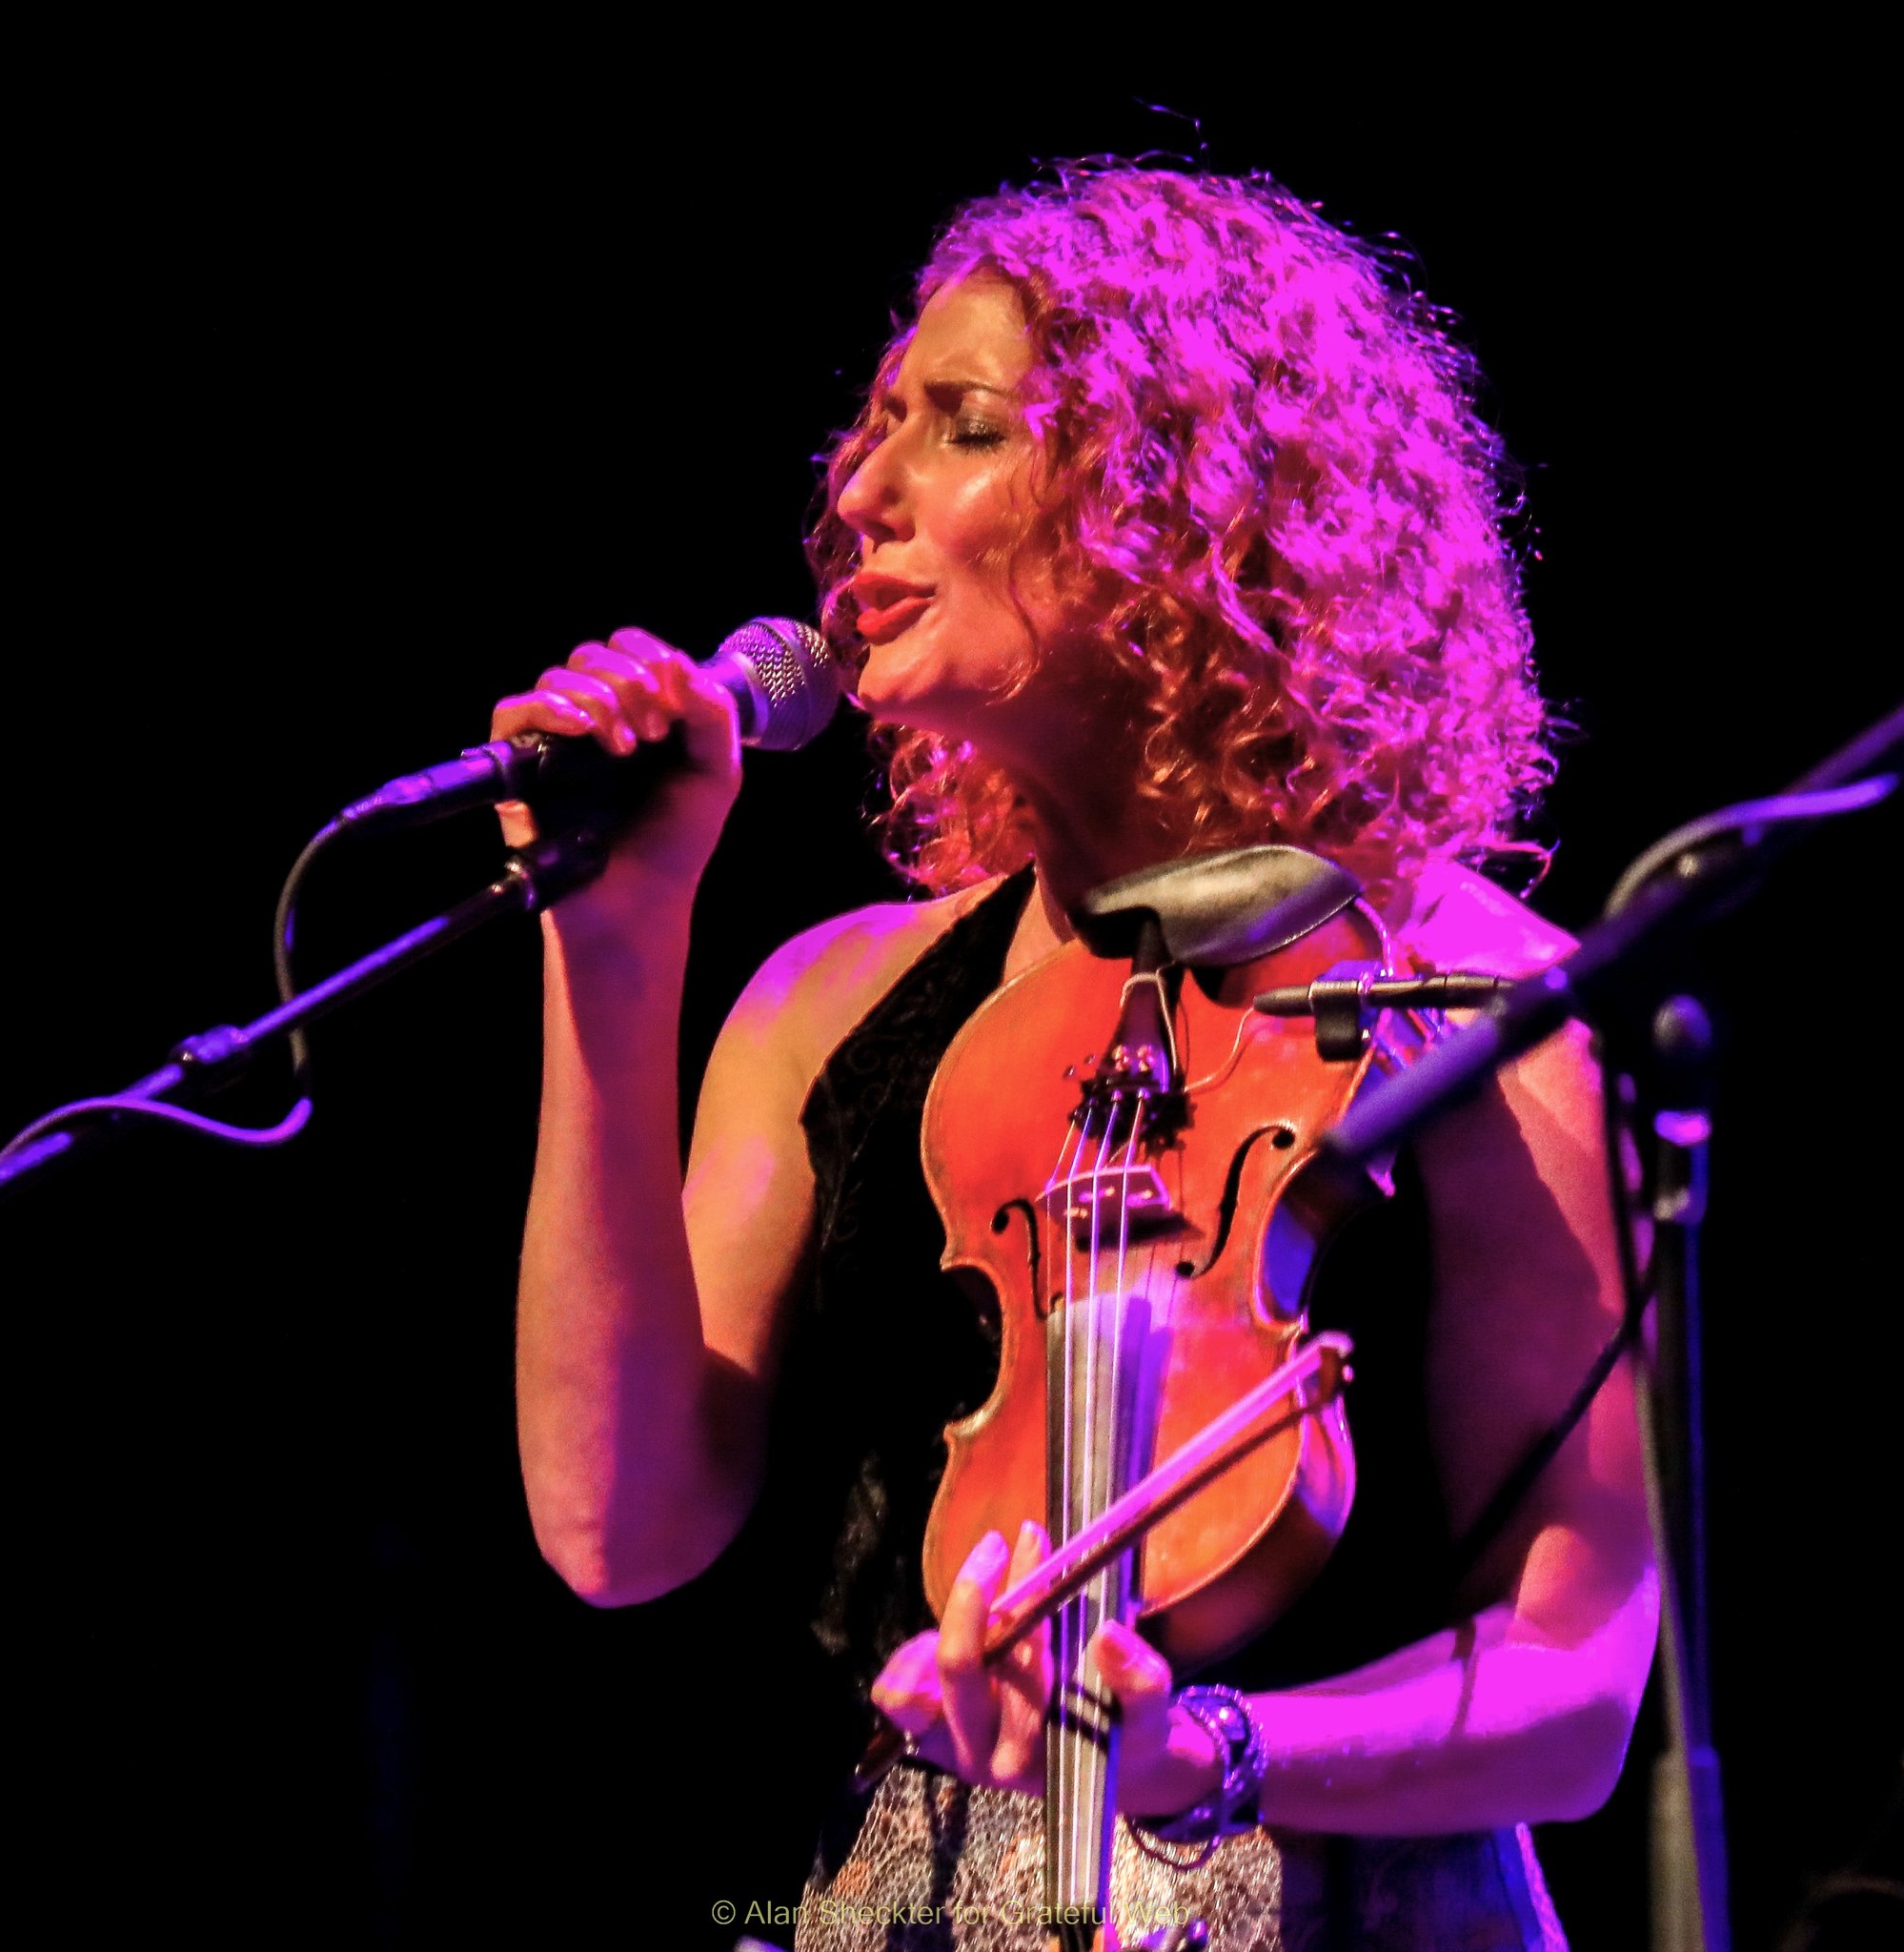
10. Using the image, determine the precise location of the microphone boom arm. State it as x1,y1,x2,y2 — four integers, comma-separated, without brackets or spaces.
0,827,614,1198
2,616,842,1196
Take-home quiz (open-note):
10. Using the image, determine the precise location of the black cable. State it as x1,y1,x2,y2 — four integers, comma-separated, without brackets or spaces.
272,817,348,1099
0,816,355,1167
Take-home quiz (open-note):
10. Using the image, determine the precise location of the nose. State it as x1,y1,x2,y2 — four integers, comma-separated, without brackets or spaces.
836,429,911,548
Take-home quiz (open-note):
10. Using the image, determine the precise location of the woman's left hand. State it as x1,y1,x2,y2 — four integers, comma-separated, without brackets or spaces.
870,1524,1227,1818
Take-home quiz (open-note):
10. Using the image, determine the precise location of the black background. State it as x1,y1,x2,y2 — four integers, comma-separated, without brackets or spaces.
9,49,1898,1948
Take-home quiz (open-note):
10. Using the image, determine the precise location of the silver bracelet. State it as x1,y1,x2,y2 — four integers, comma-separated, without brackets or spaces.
1133,1684,1268,1846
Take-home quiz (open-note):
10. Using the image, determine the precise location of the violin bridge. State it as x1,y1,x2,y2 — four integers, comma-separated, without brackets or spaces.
1040,1163,1178,1246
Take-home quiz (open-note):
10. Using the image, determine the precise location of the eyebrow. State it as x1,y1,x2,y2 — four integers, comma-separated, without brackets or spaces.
877,376,1015,416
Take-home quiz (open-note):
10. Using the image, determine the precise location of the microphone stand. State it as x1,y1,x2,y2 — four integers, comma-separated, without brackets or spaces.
0,827,610,1198
1637,995,1726,1952
1311,699,1904,1952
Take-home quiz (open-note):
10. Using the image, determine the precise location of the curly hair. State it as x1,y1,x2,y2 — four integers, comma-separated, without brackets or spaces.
808,164,1553,896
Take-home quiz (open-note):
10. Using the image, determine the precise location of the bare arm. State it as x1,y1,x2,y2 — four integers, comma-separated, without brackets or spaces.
521,892,981,1604
506,628,814,1606
1223,861,1654,1828
515,877,819,1605
1237,1017,1657,1830
508,628,978,1605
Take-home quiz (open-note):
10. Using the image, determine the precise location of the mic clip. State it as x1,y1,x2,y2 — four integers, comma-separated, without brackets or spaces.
1254,966,1515,1063
1308,970,1383,1064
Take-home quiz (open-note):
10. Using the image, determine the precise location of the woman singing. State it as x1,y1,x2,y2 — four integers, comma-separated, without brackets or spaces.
504,167,1656,1948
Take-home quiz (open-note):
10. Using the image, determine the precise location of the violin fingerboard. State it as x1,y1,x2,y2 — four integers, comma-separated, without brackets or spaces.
1045,1289,1155,1930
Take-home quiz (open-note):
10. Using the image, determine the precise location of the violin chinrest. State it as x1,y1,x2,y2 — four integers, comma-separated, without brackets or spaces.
1072,844,1361,967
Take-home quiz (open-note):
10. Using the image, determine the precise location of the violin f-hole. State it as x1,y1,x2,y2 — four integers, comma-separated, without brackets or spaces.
1177,1121,1299,1279
993,1195,1045,1312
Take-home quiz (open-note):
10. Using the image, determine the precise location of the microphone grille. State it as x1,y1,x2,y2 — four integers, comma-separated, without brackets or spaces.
719,618,842,751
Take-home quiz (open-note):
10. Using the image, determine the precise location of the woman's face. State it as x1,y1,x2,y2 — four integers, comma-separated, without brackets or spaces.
837,276,1080,763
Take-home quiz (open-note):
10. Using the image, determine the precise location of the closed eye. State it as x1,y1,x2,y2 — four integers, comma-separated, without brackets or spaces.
926,380,1012,447
865,377,1015,451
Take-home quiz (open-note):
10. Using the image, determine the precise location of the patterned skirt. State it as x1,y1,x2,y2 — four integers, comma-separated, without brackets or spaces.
792,1764,1567,1952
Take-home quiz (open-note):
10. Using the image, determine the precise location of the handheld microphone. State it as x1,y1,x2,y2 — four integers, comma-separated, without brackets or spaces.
338,618,841,833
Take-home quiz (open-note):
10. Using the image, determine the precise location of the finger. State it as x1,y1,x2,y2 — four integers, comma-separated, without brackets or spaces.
495,797,537,849
570,644,672,742
604,623,681,666
490,690,597,742
589,638,739,772
939,1529,1010,1782
991,1520,1053,1789
596,629,688,743
1089,1619,1176,1762
489,690,599,845
870,1632,944,1738
659,650,742,773
533,663,644,753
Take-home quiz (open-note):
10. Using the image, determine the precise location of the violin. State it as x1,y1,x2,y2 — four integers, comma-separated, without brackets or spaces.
882,846,1432,1950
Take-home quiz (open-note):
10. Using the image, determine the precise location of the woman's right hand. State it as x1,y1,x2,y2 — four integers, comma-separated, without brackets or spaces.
489,624,743,920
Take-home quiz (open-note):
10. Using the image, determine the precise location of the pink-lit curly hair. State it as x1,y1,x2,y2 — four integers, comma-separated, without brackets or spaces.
808,165,1553,896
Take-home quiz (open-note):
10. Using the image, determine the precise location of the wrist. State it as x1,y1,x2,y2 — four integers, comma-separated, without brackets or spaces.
1125,1701,1226,1820
1129,1686,1267,1843
543,869,696,967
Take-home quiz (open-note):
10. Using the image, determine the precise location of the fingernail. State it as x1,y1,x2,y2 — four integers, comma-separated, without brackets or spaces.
1099,1621,1151,1673
965,1530,1009,1579
1016,1520,1041,1556
613,722,637,752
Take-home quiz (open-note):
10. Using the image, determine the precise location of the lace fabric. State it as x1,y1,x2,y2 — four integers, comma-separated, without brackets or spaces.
796,1767,1566,1951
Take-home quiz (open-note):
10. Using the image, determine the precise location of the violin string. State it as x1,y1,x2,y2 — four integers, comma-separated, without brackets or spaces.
1091,1077,1144,1880
1057,1108,1080,1882
1065,1102,1082,1880
1077,1095,1118,1881
1047,1047,1161,1899
1103,1082,1144,1878
1058,1093,1095,1887
1061,1099,1086,1888
1038,986,1193,1904
1112,1084,1143,1573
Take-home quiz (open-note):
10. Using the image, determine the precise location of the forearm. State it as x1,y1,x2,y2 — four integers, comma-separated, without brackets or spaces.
516,889,755,1603
1248,1576,1658,1834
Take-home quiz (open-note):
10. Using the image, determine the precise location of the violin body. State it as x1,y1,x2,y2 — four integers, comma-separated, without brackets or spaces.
920,904,1387,1676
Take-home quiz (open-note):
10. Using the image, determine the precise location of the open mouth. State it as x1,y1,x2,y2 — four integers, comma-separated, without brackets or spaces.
855,593,933,642
850,573,935,645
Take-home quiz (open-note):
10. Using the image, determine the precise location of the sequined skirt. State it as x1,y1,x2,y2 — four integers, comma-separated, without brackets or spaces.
793,1765,1567,1952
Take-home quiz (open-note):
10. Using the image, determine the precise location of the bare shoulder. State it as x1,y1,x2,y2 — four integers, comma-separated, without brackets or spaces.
1391,859,1577,979
1406,871,1649,1638
1397,860,1602,1178
685,881,1003,1387
717,879,1001,1092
